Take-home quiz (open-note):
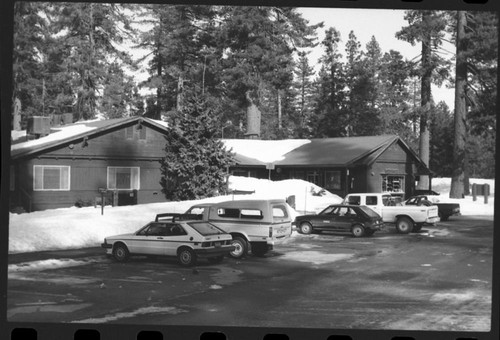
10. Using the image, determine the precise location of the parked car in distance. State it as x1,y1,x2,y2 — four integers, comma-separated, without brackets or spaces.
185,199,293,258
101,214,235,266
294,204,384,237
343,193,440,233
414,189,440,196
404,195,460,221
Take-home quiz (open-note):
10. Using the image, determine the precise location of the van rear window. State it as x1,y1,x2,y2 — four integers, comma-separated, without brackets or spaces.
216,208,263,220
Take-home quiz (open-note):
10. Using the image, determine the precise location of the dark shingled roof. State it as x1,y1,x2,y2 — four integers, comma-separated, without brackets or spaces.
275,135,400,167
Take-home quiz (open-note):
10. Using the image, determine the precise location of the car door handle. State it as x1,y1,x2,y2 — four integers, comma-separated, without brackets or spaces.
157,237,164,240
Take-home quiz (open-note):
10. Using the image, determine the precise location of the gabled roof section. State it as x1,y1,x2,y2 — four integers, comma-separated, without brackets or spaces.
275,135,400,167
11,116,169,160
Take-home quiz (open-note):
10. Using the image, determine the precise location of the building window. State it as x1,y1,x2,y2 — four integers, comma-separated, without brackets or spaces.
139,126,147,140
325,171,341,190
34,165,70,191
125,126,134,139
382,175,405,193
306,170,320,186
291,170,305,180
107,167,140,190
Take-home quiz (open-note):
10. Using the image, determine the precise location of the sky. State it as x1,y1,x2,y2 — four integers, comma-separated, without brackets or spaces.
297,7,457,109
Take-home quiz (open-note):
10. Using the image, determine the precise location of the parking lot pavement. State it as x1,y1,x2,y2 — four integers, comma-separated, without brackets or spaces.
7,216,493,331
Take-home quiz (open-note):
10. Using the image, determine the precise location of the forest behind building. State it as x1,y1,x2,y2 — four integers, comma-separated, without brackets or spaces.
11,3,498,182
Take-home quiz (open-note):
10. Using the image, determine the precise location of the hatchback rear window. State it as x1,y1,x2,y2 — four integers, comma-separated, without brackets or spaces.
188,222,225,236
358,206,380,218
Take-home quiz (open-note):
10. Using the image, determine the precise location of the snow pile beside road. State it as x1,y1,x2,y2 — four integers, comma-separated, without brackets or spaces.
427,177,495,216
228,176,343,214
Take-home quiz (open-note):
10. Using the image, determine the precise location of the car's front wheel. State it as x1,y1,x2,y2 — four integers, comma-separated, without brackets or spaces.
112,243,130,262
351,224,365,237
178,247,197,267
299,222,313,234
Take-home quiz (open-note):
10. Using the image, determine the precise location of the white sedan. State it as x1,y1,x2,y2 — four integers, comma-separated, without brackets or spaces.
101,215,235,266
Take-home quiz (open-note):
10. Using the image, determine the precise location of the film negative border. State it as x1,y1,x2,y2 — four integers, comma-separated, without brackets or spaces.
1,0,498,339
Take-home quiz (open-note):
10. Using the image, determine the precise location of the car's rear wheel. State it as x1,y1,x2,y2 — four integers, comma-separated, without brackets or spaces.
178,248,197,267
299,222,313,234
207,256,224,264
112,243,130,262
351,224,365,237
229,237,248,259
396,217,413,234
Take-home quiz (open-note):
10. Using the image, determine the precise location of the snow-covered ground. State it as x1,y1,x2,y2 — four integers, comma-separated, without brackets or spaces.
8,176,494,254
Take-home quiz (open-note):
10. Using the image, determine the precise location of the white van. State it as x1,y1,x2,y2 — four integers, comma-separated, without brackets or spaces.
185,199,293,258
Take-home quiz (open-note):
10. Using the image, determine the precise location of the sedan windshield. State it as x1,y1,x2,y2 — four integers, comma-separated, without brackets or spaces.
189,222,225,236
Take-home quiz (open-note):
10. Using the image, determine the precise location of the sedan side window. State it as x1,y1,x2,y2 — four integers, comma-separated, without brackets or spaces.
146,224,167,236
169,224,187,236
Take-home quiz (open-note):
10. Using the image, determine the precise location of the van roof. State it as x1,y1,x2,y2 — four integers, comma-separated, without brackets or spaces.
214,199,286,207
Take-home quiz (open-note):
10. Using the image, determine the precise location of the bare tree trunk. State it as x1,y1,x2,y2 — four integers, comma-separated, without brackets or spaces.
277,90,282,130
176,73,184,112
245,91,261,138
450,11,467,199
417,16,432,190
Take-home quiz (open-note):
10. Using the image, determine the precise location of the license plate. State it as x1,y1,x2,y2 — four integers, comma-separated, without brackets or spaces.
214,242,221,248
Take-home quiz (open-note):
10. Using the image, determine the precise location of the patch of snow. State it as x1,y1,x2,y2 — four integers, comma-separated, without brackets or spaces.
278,251,354,265
209,284,223,290
223,139,310,163
430,292,477,303
72,306,188,323
11,123,98,151
8,258,100,273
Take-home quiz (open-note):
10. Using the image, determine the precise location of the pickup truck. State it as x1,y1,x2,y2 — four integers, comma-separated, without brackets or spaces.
404,195,460,221
343,193,440,233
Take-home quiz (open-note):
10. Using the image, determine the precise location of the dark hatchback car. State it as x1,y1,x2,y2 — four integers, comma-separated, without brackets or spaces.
294,204,384,237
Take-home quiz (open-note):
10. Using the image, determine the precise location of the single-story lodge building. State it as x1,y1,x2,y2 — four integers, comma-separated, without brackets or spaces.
9,116,432,212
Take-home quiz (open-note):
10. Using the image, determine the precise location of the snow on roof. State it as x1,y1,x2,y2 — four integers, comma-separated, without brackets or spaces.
11,121,98,151
223,139,310,163
11,116,170,158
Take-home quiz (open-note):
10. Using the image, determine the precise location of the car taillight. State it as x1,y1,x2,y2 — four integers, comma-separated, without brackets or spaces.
269,227,273,238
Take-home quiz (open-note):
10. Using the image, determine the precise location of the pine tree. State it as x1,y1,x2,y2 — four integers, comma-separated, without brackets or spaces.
292,51,316,137
311,27,347,137
218,6,319,139
159,93,235,201
397,10,450,190
48,2,137,120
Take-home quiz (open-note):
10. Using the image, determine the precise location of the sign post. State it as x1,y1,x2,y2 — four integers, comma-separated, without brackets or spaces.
266,163,275,180
98,188,107,215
